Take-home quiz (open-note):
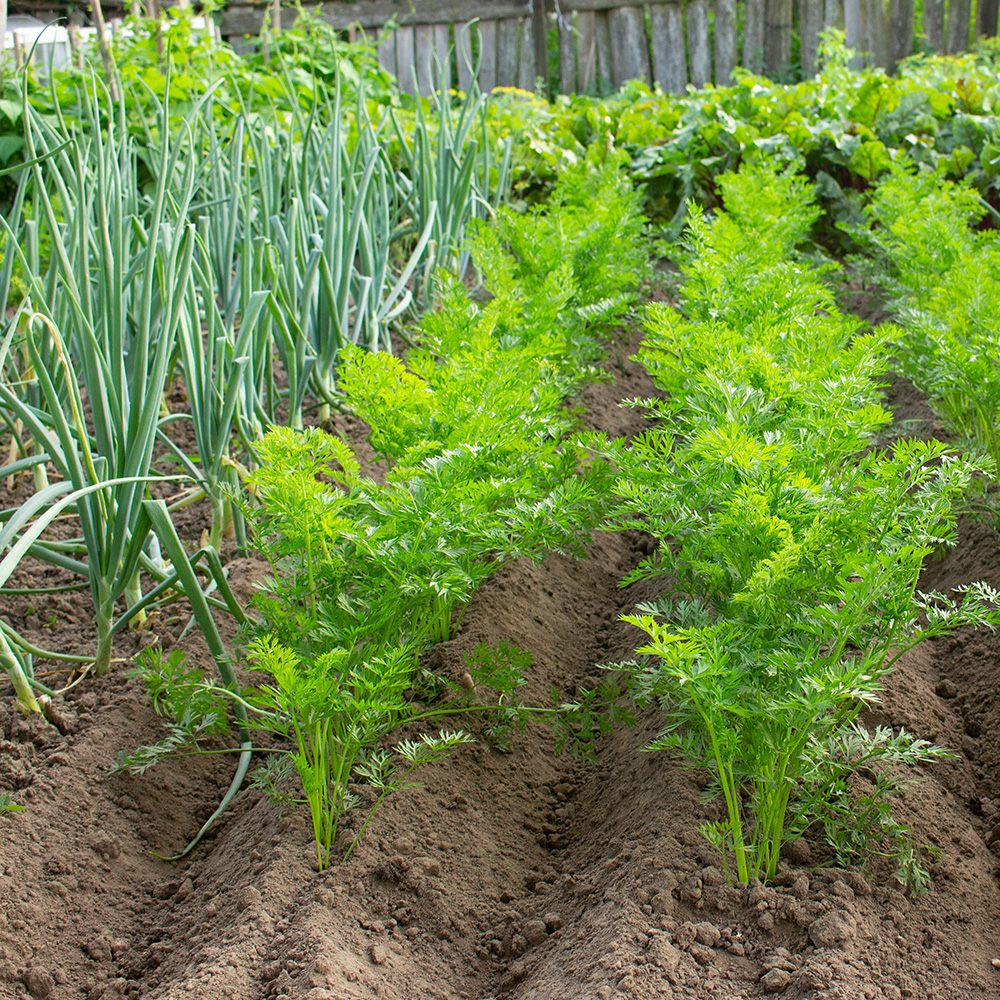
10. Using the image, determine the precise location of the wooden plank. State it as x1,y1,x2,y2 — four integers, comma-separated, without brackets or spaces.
714,0,738,85
576,9,597,90
888,0,913,69
978,0,999,38
799,0,822,76
479,18,498,91
532,0,549,96
415,23,435,94
650,2,688,92
824,0,843,27
395,24,418,95
496,16,521,86
742,0,766,73
686,0,711,86
517,14,536,88
844,0,865,56
594,8,613,90
923,0,944,51
764,0,793,75
434,22,451,91
843,0,864,64
558,9,576,93
220,0,531,36
946,0,971,52
864,0,889,64
608,5,650,86
456,19,475,93
376,25,396,77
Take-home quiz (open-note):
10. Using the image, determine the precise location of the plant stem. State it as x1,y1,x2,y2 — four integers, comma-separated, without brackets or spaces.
93,582,116,677
0,633,41,716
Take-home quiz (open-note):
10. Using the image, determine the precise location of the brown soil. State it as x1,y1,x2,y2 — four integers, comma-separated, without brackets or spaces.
2,325,1000,1000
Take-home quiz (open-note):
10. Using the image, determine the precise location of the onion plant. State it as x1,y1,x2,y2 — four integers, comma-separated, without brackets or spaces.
0,80,202,676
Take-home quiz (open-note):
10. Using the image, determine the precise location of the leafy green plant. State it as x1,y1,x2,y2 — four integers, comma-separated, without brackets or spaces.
0,793,24,817
599,159,1000,887
793,723,951,889
237,633,464,869
862,167,1000,482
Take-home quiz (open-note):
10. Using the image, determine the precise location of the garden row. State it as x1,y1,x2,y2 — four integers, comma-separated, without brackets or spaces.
4,24,1000,893
594,159,1000,890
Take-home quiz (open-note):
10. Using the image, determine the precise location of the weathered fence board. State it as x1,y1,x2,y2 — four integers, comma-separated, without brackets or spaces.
456,19,474,92
864,0,889,69
574,10,596,90
742,0,766,74
496,16,520,86
714,0,737,85
394,24,417,94
844,0,864,64
478,19,498,91
608,5,650,86
376,26,394,76
414,23,434,94
650,2,687,92
888,0,913,71
799,0,822,77
979,0,1000,37
924,0,945,51
764,0,793,74
517,15,535,88
687,0,711,86
558,10,576,92
594,9,613,91
217,0,1000,104
946,0,972,53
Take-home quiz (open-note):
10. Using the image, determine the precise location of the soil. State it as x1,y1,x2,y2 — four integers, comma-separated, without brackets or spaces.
3,319,1000,1000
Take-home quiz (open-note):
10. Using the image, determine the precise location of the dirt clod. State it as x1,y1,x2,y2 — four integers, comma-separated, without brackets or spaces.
761,967,793,992
22,968,54,999
809,909,857,948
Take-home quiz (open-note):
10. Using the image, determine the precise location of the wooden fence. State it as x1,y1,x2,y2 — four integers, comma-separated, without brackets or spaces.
11,0,995,94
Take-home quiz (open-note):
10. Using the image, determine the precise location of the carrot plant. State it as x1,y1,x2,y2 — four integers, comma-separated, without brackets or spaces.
602,159,1000,888
862,168,1000,481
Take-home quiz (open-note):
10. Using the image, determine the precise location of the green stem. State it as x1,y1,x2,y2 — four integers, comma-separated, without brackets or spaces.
0,632,42,716
93,582,115,677
125,566,146,629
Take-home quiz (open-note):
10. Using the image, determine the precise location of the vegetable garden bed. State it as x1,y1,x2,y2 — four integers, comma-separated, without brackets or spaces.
3,20,1000,1000
1,318,1000,1000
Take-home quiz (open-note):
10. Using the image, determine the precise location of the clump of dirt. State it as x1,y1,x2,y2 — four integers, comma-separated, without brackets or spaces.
2,323,1000,1000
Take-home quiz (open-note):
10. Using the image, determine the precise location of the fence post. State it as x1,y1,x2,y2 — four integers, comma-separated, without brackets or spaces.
888,0,913,70
799,0,823,76
978,0,999,38
714,0,738,84
532,0,548,94
742,0,765,73
946,0,972,52
924,0,945,51
824,0,843,26
558,9,576,93
764,0,793,75
844,0,864,65
687,0,711,85
609,5,651,85
651,1,689,92
595,10,613,90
